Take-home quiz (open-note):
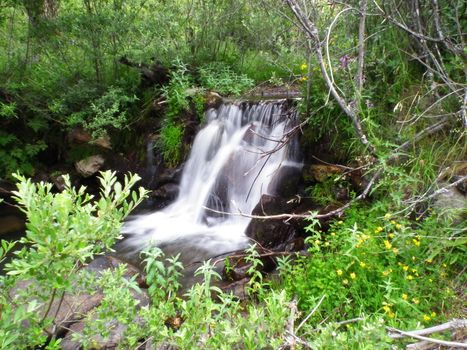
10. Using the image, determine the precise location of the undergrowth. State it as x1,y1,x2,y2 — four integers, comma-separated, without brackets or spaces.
0,172,464,349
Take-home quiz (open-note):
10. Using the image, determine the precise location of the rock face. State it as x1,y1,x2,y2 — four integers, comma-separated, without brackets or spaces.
245,195,301,250
267,165,302,198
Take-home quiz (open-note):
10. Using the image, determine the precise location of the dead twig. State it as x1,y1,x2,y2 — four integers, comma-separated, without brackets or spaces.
388,319,467,340
387,320,467,348
296,295,326,332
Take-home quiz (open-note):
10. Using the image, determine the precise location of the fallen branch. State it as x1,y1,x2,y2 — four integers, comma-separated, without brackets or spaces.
387,320,467,348
393,118,450,154
388,319,467,340
296,295,326,332
283,298,298,350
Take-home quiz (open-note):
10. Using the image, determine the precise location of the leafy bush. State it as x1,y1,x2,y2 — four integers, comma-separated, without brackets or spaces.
198,63,254,96
67,86,138,138
157,122,183,167
0,171,147,348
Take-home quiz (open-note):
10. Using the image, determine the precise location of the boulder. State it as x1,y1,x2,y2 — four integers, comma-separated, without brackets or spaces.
245,195,299,249
302,164,344,183
267,165,302,197
157,165,184,185
205,91,223,109
75,155,105,178
433,183,466,222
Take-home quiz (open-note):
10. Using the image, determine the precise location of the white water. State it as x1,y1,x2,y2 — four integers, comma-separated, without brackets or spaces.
122,100,301,264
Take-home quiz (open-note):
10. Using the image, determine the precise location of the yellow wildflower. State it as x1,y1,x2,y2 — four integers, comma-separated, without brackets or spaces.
324,241,330,247
337,269,343,276
300,63,308,71
431,312,436,317
382,269,392,276
407,275,414,280
350,272,356,280
359,262,366,268
423,314,431,321
396,224,402,230
442,263,447,268
383,305,391,313
426,258,433,263
402,265,409,271
384,240,392,249
388,311,395,318
429,278,433,283
384,213,391,219
412,298,419,304
389,233,395,238
412,239,421,246
392,248,399,254
390,220,396,225
331,232,336,236
375,226,384,233
402,293,408,300
412,268,417,273
337,220,343,225
299,76,307,81
343,279,349,285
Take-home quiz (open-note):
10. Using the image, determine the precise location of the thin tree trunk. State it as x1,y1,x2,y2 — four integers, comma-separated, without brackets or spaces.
284,0,376,154
355,0,367,93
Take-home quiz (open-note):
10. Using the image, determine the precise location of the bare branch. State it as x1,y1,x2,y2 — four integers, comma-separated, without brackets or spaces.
388,319,467,340
283,0,376,154
356,0,368,93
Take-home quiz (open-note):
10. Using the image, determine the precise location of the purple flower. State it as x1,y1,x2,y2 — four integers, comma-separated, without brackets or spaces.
339,55,350,69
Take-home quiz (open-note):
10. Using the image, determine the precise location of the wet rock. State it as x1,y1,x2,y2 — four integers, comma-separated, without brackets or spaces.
153,183,180,202
51,174,67,191
267,165,302,197
75,155,105,177
245,195,298,249
157,165,184,185
205,91,223,109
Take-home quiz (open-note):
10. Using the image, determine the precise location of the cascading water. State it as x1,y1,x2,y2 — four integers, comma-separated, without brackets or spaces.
121,99,301,265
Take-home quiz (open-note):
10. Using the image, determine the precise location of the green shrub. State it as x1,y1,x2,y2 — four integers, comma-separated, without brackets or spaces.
0,171,147,348
157,122,183,167
198,63,254,96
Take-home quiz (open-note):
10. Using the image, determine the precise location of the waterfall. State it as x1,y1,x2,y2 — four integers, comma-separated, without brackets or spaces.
121,99,301,264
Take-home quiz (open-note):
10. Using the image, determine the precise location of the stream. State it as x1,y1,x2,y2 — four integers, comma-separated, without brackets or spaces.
119,99,301,266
